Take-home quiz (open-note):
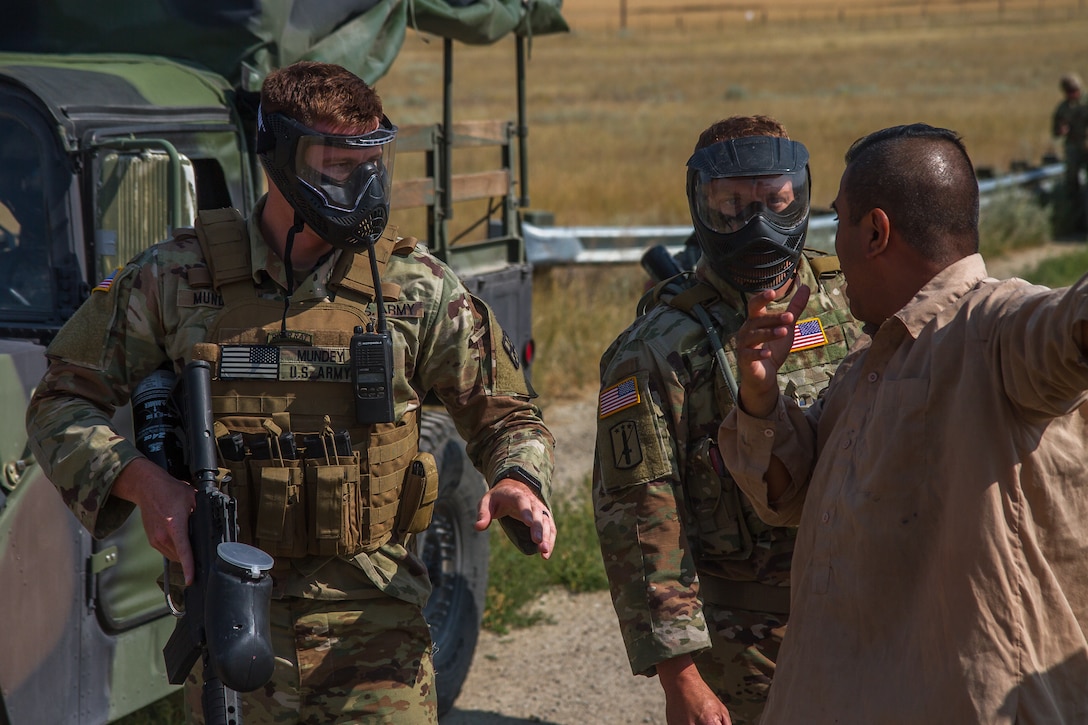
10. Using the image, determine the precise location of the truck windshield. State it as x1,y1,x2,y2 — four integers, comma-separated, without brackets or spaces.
0,115,55,316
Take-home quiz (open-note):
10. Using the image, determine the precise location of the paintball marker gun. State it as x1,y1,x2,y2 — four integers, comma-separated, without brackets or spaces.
133,361,275,724
637,243,740,406
640,243,686,284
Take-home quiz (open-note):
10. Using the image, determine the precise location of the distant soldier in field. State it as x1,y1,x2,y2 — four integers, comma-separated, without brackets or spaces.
592,115,863,725
1052,72,1088,232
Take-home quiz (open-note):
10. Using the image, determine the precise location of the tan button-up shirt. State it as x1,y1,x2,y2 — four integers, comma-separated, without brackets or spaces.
719,254,1088,723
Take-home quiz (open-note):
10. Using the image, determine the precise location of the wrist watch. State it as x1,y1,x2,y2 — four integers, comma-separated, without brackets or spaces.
494,466,544,499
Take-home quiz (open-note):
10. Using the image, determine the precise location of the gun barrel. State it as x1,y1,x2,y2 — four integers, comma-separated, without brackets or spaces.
641,244,684,283
159,359,275,720
201,668,243,725
184,360,219,480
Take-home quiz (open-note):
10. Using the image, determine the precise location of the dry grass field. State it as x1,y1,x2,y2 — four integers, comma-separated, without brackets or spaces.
381,0,1088,225
376,0,1088,400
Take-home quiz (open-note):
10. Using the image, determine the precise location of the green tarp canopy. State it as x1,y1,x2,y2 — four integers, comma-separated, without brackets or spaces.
0,0,567,90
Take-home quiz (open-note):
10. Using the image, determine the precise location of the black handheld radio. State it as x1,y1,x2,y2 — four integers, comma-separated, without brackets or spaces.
350,236,396,424
351,324,394,423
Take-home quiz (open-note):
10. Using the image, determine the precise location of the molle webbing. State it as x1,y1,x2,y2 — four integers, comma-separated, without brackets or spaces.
664,280,721,314
330,228,418,302
203,298,375,432
191,209,418,304
806,254,841,277
215,404,421,557
191,211,426,557
194,208,252,304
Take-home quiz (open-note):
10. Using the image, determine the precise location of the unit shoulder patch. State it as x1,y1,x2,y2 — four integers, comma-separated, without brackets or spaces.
595,371,674,490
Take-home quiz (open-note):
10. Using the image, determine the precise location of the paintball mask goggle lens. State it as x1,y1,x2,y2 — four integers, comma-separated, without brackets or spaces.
687,134,810,235
293,117,397,213
692,170,809,234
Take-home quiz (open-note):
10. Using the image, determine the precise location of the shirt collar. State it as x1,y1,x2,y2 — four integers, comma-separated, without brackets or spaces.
888,253,989,338
247,195,342,298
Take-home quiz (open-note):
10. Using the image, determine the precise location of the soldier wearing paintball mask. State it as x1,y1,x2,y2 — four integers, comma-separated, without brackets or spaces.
28,60,555,724
593,116,863,725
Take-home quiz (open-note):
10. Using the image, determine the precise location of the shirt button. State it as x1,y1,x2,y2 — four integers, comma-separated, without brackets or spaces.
821,512,830,523
840,439,852,450
867,372,878,382
763,428,774,438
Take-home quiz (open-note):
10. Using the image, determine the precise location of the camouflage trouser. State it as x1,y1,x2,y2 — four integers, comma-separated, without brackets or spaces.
1065,145,1088,230
184,593,437,724
692,604,787,725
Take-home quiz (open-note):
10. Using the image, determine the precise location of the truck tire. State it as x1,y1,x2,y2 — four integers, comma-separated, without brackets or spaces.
414,410,490,716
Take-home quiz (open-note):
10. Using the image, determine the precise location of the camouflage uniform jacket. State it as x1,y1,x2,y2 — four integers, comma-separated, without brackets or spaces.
593,253,861,676
1053,97,1088,150
26,197,554,608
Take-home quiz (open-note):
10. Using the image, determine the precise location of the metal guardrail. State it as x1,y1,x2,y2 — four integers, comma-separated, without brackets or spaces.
523,162,1064,266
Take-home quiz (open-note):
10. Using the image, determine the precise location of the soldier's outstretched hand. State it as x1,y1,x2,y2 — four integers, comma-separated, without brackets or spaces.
734,281,811,418
475,478,556,558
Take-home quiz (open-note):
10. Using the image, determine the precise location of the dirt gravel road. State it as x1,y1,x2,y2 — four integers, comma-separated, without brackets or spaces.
441,396,667,725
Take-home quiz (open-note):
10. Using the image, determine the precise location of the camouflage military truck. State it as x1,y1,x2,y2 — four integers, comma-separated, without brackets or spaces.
0,1,566,722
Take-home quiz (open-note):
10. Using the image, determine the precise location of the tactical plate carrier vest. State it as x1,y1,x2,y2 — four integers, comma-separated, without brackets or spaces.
181,209,438,558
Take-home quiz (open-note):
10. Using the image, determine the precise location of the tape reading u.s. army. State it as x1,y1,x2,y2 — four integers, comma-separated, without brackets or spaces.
219,344,352,382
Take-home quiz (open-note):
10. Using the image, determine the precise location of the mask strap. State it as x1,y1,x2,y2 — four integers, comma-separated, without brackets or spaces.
280,212,306,336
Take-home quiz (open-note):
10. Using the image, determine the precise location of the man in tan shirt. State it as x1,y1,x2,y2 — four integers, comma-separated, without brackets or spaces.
717,123,1088,723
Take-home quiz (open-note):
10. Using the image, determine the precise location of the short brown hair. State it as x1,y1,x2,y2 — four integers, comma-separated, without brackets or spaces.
260,61,383,131
695,115,788,151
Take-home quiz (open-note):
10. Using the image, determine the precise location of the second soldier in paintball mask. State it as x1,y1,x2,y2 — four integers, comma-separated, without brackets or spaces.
687,135,811,292
593,116,862,725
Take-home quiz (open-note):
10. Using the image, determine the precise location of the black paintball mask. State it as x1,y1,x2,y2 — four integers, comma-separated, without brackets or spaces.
256,104,397,252
686,136,811,292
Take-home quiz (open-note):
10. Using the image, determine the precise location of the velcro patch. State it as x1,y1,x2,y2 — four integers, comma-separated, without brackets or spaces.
595,370,674,489
219,344,351,382
790,317,828,352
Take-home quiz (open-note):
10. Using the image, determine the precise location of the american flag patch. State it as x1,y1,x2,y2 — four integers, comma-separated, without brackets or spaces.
790,317,828,352
92,268,123,293
220,345,280,379
599,376,640,418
